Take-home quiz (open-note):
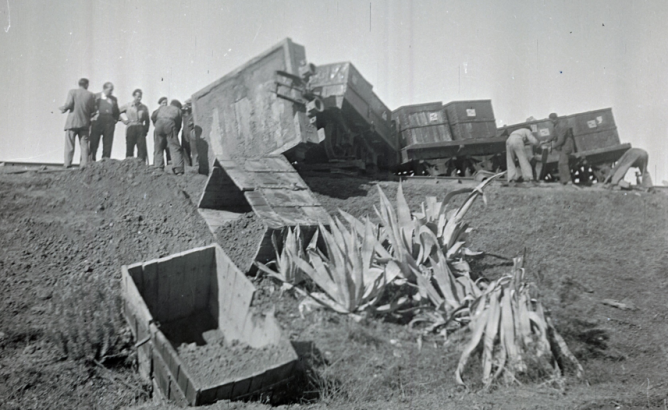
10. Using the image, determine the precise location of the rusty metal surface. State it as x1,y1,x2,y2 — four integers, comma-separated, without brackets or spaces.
191,38,318,169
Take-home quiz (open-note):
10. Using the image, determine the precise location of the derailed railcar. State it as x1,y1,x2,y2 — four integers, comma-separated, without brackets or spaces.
398,100,507,176
191,38,398,174
503,108,630,182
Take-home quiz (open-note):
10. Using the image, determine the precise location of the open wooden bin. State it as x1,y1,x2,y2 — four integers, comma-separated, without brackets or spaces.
121,244,298,406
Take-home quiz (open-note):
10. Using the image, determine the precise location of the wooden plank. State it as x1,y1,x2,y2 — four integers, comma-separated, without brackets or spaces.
220,161,255,191
251,172,306,189
231,377,252,399
141,261,159,318
214,382,235,401
301,206,331,225
193,246,214,313
244,190,270,208
122,267,153,326
155,256,173,323
259,188,321,207
227,268,255,340
243,156,292,172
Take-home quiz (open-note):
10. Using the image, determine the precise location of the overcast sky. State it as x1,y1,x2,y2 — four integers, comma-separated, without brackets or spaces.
1,0,666,182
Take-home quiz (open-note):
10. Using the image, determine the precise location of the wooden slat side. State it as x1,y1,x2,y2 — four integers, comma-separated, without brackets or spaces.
141,261,159,318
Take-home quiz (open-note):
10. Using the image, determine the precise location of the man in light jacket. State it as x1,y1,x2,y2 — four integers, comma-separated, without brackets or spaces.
59,78,96,168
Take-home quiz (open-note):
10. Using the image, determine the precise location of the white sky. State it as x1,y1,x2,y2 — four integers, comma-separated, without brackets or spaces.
0,0,666,182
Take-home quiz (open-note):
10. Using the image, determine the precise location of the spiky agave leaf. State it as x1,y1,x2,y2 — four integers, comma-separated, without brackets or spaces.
295,217,392,315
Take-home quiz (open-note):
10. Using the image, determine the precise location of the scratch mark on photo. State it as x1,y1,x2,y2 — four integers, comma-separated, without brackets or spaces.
4,0,10,33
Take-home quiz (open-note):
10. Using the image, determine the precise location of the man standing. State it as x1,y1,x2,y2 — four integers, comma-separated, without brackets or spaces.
89,82,120,161
152,99,185,175
119,89,150,162
59,78,96,168
548,113,576,185
152,97,171,165
505,127,540,186
181,99,198,169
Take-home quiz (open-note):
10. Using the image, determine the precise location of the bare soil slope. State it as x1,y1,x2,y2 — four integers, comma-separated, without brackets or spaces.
0,165,666,409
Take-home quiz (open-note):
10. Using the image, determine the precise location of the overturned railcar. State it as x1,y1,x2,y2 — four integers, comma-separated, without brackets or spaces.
191,38,397,174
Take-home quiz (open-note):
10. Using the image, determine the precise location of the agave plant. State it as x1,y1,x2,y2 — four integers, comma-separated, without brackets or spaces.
410,249,483,333
455,256,584,388
375,173,504,281
294,216,402,318
255,225,306,286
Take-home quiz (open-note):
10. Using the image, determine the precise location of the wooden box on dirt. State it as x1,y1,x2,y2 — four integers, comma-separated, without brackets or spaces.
197,155,329,273
122,244,298,406
393,102,453,148
565,108,621,152
190,38,319,172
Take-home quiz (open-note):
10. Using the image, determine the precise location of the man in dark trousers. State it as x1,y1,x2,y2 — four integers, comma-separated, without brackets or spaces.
89,82,120,161
59,78,96,168
119,89,150,162
152,99,184,175
548,113,575,185
181,99,198,169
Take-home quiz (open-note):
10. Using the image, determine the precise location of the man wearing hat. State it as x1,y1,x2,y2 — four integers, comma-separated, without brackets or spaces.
548,113,575,185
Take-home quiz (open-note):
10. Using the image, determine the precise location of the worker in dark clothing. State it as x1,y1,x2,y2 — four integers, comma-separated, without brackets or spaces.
152,99,184,174
181,99,198,168
89,82,120,161
152,97,172,165
548,113,575,185
59,78,96,168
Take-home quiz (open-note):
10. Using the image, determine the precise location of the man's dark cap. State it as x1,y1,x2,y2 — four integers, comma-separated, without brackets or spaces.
549,113,558,120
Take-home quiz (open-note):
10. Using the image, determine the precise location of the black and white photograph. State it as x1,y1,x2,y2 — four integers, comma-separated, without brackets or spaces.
0,1,666,409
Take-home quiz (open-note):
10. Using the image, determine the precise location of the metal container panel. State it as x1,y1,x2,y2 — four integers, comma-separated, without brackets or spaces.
191,38,317,169
573,128,621,152
566,108,616,136
444,100,495,124
450,120,498,141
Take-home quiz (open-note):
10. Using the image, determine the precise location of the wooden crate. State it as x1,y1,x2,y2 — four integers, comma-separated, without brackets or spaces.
197,155,329,273
443,100,495,124
449,120,498,141
122,245,298,406
566,108,616,137
393,102,452,148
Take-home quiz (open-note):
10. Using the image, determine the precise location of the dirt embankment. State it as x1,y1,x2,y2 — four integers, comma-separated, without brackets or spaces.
0,159,214,409
214,212,267,273
2,165,668,410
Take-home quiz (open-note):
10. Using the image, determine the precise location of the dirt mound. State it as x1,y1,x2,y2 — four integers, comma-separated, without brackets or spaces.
215,212,267,273
0,159,214,409
177,337,295,388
